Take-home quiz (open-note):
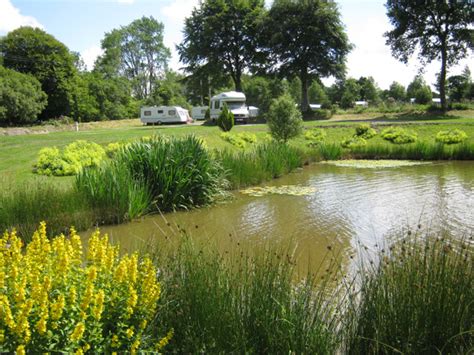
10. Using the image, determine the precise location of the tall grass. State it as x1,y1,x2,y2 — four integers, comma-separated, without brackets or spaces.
0,180,92,240
346,234,473,354
216,142,303,189
149,235,340,354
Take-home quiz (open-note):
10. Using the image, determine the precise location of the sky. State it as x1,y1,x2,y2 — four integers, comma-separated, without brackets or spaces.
0,0,472,91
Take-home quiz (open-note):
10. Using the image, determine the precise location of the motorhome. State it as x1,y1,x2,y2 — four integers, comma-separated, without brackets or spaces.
140,106,191,125
191,106,208,120
210,91,249,123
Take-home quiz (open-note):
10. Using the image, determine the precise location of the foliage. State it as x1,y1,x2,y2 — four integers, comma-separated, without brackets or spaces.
216,104,234,132
357,76,379,103
0,66,47,125
384,1,473,111
77,136,225,217
267,95,303,142
414,85,432,104
341,136,367,149
355,124,377,139
204,107,211,121
243,76,287,118
435,129,468,145
0,222,168,353
388,81,406,101
305,128,327,144
340,79,361,109
34,140,106,176
346,234,473,354
381,127,417,144
0,27,76,119
96,16,170,99
263,0,351,112
220,132,258,149
178,0,265,92
146,71,189,109
104,142,124,158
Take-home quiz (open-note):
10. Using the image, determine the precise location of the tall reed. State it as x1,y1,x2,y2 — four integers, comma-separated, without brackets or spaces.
149,234,340,354
216,142,303,189
345,234,473,354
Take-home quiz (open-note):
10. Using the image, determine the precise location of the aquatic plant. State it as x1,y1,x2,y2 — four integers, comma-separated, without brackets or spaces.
0,222,169,353
435,129,468,144
323,160,429,169
240,184,316,197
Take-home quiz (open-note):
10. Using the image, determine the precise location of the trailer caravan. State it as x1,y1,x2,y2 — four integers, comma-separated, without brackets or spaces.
191,106,208,120
210,91,249,123
140,106,191,125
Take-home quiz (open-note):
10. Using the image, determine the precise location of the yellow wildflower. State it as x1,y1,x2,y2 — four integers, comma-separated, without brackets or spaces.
156,329,174,351
111,334,120,348
126,327,134,339
16,344,26,355
92,290,105,321
70,322,85,342
50,294,66,321
131,339,140,354
36,316,47,335
139,320,147,330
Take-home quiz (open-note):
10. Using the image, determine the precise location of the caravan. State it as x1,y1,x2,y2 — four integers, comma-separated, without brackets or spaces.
210,91,249,123
140,106,191,125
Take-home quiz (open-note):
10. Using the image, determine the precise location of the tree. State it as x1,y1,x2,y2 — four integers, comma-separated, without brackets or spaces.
407,75,432,103
447,66,472,102
358,76,379,103
263,0,351,113
384,1,473,111
178,0,265,92
147,71,189,109
267,94,303,142
97,16,170,99
388,81,406,101
415,85,432,104
0,66,47,125
0,27,76,119
340,78,361,108
308,80,329,106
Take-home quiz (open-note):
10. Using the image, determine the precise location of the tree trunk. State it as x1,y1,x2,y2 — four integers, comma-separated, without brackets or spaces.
234,73,242,92
300,69,309,113
440,46,448,112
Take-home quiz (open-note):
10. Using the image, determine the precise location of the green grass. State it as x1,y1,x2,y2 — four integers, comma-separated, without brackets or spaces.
346,233,473,354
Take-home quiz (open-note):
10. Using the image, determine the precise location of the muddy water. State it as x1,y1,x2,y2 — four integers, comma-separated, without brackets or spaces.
96,161,474,273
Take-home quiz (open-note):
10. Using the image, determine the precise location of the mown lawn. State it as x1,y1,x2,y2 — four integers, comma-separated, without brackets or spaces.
1,110,473,184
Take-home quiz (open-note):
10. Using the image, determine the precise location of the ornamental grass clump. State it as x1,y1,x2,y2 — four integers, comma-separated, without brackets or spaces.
305,128,327,146
435,129,468,144
355,123,376,139
0,222,171,354
381,127,417,144
346,234,473,354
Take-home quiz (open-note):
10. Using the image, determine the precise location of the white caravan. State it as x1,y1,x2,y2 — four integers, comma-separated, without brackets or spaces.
210,91,249,123
140,106,191,125
191,106,208,120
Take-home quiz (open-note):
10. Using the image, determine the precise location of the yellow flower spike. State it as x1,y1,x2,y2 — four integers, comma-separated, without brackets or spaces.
126,327,134,339
70,322,85,342
111,334,120,348
128,253,138,284
74,349,84,355
16,344,26,355
0,329,4,343
36,316,47,335
92,290,105,321
50,294,65,321
156,329,174,352
127,286,138,312
87,266,97,282
81,284,94,311
69,286,77,305
0,295,16,329
139,320,147,330
130,339,140,354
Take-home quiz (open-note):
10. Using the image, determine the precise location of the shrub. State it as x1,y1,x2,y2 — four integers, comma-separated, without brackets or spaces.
0,66,47,125
34,140,106,176
381,127,417,144
305,128,327,145
267,95,303,143
341,136,367,149
355,123,376,139
0,222,170,353
435,129,468,144
415,86,433,104
220,132,246,149
217,104,234,132
238,132,257,144
312,109,332,120
104,142,124,158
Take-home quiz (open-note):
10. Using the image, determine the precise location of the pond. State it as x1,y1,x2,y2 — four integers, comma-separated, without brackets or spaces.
96,161,474,273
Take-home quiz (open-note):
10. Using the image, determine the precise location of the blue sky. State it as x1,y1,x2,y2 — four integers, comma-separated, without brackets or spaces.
1,0,472,90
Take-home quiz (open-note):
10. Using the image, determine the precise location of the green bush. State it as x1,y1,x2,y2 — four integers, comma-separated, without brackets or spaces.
415,86,432,104
0,66,47,125
34,140,106,176
267,95,303,143
355,123,376,139
220,132,246,149
217,104,234,132
435,129,468,144
104,142,124,158
305,128,327,144
381,127,417,144
312,109,332,120
341,136,367,149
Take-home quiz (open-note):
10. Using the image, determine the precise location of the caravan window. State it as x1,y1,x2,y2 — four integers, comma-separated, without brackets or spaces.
157,110,163,114
168,110,176,116
144,110,152,116
214,101,219,109
201,109,206,114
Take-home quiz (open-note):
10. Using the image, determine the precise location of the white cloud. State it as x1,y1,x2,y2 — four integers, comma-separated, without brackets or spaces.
117,0,135,4
81,45,103,70
0,0,43,33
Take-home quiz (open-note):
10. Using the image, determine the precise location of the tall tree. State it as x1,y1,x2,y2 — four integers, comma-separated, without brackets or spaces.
263,0,351,113
178,0,266,92
96,16,170,99
358,76,379,103
388,81,406,101
384,1,473,111
0,27,76,119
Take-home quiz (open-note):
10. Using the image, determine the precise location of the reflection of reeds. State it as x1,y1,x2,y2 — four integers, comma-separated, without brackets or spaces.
345,233,473,354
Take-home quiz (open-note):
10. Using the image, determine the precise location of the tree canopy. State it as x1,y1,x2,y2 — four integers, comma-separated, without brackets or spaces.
263,0,351,113
0,27,76,119
385,0,473,111
178,0,266,92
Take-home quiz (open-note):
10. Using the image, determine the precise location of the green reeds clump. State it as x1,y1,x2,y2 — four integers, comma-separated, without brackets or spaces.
77,135,225,221
216,142,303,189
151,236,340,354
316,143,344,160
0,180,93,240
346,234,473,354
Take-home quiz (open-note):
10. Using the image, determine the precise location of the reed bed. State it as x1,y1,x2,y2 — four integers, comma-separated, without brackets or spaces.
345,234,473,354
149,234,341,354
216,142,303,189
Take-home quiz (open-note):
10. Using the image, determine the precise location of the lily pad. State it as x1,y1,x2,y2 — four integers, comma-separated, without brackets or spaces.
240,185,316,197
322,160,430,169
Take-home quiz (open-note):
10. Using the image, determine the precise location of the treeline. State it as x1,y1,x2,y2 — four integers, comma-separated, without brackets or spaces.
0,0,472,125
